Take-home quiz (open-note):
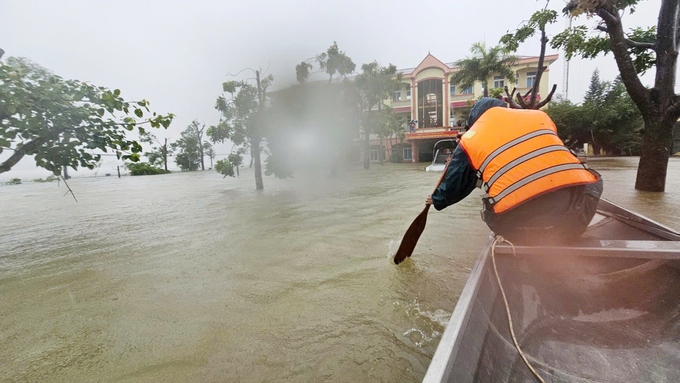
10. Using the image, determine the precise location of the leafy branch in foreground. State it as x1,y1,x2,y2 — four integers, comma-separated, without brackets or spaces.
0,56,174,176
549,0,680,192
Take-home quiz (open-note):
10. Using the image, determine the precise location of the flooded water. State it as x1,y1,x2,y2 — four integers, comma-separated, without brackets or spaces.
2,157,680,382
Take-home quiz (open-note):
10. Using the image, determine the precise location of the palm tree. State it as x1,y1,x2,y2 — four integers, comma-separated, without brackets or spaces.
451,42,517,98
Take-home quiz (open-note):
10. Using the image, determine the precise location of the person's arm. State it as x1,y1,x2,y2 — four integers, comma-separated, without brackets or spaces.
428,146,478,211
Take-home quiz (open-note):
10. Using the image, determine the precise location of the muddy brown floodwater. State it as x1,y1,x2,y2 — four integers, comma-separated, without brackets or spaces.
2,157,680,382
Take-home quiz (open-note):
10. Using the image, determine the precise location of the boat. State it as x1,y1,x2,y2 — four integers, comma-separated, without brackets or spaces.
426,139,458,172
424,198,680,382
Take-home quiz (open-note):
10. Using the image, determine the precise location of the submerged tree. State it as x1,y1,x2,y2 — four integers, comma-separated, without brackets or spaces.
451,42,517,98
210,70,273,189
172,121,204,171
551,0,680,192
0,57,174,175
140,131,171,171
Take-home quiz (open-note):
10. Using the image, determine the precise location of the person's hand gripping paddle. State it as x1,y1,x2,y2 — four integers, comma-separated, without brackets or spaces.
393,160,451,265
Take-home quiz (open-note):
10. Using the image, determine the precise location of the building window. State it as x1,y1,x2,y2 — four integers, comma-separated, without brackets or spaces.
370,149,378,161
526,71,537,88
462,86,473,94
493,76,504,89
417,78,443,129
392,91,401,102
406,85,411,100
450,84,456,96
516,72,520,84
403,147,412,161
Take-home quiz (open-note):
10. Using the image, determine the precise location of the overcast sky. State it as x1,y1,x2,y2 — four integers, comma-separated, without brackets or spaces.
0,0,674,180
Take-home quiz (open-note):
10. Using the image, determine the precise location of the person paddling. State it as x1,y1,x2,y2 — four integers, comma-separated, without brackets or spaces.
426,97,603,245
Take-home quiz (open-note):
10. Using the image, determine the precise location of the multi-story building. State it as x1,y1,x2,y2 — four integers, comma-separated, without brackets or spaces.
364,53,558,164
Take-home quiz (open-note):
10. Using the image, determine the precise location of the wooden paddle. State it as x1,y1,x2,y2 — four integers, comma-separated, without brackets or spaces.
393,160,452,265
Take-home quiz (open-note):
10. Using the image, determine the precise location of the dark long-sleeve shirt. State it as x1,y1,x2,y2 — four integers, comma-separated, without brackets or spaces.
431,145,478,211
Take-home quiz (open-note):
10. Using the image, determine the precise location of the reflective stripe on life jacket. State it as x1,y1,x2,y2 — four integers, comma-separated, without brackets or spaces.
459,107,597,214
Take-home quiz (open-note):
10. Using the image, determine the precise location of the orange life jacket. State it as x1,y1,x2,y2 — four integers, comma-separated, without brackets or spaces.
459,107,597,214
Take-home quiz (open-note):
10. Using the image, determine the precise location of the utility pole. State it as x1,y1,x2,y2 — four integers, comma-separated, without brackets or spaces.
562,17,573,101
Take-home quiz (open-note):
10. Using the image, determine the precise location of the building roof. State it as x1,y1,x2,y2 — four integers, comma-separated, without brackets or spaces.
271,53,559,91
396,53,559,78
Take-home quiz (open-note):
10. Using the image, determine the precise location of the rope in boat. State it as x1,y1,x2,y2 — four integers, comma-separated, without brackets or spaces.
491,235,546,383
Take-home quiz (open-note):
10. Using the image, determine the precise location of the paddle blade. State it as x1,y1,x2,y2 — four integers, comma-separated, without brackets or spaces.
393,205,431,265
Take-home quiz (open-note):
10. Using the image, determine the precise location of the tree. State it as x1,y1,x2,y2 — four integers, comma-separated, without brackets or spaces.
500,5,559,108
316,42,356,84
551,0,680,192
171,121,203,171
140,131,171,171
229,150,243,176
295,61,313,84
210,71,273,189
206,145,215,169
355,61,402,167
195,122,207,170
451,42,517,98
214,158,234,178
0,56,173,175
547,71,643,155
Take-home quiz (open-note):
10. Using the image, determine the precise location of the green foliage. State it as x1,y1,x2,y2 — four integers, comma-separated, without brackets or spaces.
33,175,57,182
171,120,204,171
228,151,243,168
264,154,294,179
551,22,657,75
125,162,170,176
140,131,170,169
6,177,21,185
0,57,174,175
500,9,558,51
214,158,234,177
316,42,356,83
451,43,517,97
213,76,272,145
296,61,313,84
546,71,643,155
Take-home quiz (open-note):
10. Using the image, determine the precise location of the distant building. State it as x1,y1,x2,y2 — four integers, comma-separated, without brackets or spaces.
364,53,558,164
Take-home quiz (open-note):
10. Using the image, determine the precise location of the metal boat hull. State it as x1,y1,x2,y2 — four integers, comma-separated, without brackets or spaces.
424,199,680,382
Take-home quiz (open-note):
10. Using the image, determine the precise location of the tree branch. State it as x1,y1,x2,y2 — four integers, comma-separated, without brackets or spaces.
504,86,522,109
655,0,680,103
0,137,48,174
516,92,529,109
536,84,558,108
531,27,549,108
60,175,78,203
595,25,657,50
596,7,651,113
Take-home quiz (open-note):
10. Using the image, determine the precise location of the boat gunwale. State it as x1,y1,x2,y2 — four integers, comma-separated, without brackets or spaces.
422,198,680,382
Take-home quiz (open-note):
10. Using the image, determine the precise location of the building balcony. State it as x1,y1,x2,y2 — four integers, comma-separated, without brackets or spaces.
450,93,475,107
388,99,412,112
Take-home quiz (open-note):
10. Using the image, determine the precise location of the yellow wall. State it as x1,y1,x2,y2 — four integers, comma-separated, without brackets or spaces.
415,68,445,81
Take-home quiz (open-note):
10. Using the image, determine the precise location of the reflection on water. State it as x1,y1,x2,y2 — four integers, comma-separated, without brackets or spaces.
1,157,679,382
